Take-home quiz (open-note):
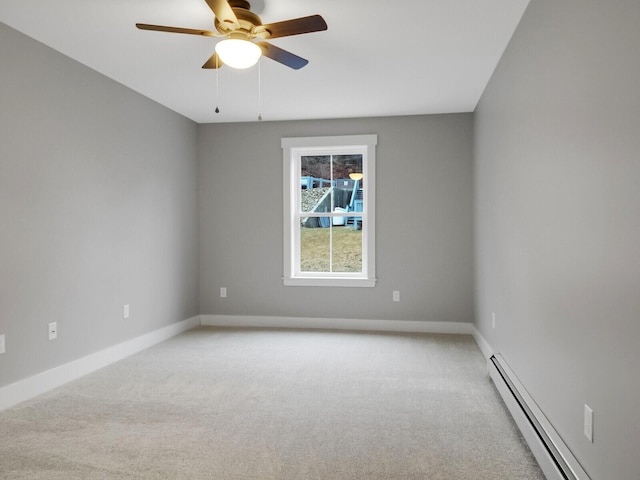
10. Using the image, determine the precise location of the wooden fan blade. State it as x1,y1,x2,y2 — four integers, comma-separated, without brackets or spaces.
136,23,218,37
260,15,327,39
204,0,240,28
257,42,308,70
202,52,223,69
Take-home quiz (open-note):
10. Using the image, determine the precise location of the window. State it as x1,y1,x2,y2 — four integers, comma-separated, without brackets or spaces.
282,134,377,287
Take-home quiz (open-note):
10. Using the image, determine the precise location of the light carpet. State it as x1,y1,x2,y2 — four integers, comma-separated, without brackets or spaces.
0,327,545,479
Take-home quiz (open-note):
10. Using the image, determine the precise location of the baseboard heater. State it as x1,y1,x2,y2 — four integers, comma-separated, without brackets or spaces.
488,354,591,480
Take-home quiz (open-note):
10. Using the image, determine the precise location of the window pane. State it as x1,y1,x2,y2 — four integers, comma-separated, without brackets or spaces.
299,221,363,273
332,221,363,272
333,155,363,216
332,155,363,183
300,155,331,214
300,225,330,272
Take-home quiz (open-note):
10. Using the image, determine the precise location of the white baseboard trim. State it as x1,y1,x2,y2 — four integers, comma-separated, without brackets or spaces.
0,316,201,412
200,314,474,335
471,326,493,359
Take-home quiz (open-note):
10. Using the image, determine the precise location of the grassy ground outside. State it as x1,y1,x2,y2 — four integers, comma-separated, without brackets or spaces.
300,225,362,272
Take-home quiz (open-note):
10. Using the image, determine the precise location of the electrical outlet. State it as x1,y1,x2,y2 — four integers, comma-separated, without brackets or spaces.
48,322,57,341
220,287,227,298
123,304,130,319
392,290,400,302
492,312,496,329
0,334,5,355
584,404,594,442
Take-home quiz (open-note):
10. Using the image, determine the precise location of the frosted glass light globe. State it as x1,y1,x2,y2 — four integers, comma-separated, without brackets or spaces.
215,39,261,69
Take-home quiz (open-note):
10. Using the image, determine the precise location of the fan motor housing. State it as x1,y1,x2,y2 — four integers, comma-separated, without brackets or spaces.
215,0,264,37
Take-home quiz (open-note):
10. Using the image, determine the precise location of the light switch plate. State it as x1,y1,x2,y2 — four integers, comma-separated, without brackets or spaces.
0,334,5,354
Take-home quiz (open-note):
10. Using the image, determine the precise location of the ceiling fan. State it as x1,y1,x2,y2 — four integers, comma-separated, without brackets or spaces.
136,0,327,70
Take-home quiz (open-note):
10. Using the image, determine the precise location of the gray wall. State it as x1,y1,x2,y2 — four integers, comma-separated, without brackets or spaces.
198,115,474,323
0,23,200,388
474,1,640,479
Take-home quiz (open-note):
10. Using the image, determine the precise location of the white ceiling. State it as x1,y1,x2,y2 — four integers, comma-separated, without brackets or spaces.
0,0,530,124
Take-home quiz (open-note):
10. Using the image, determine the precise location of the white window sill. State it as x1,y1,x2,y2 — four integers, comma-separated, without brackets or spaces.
283,277,377,288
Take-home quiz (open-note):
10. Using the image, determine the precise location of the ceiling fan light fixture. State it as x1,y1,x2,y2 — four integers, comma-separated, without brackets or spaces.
215,38,261,69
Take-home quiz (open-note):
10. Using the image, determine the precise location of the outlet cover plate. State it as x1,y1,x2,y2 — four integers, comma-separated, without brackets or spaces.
584,404,594,442
48,322,57,341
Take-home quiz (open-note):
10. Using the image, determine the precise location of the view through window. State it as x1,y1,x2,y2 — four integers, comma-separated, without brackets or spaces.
300,154,364,272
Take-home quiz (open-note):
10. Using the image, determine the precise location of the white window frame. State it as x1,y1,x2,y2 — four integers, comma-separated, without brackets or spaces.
282,134,377,287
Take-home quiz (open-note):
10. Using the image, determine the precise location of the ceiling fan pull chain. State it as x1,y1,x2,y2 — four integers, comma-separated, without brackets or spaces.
215,54,220,113
257,58,263,121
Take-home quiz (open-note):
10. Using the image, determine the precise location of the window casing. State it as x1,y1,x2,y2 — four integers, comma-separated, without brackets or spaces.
282,135,377,287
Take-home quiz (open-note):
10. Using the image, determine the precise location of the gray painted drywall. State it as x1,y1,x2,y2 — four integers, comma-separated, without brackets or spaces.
198,114,474,323
474,1,640,479
0,23,200,388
